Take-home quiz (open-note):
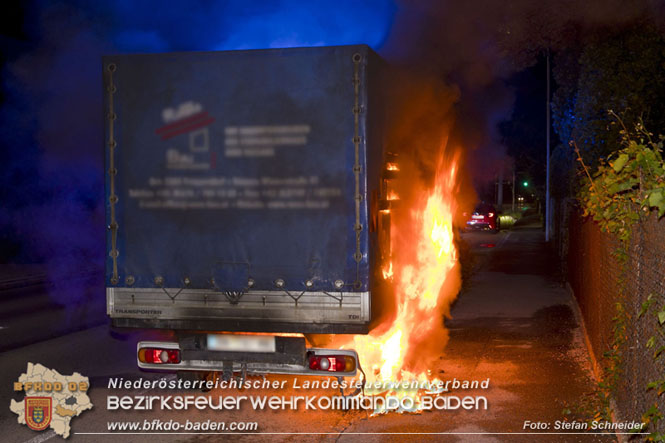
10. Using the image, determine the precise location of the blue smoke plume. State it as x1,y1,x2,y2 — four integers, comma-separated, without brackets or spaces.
0,1,395,308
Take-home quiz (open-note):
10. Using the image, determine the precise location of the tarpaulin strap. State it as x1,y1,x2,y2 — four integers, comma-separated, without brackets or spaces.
223,291,244,305
323,291,344,306
283,290,305,306
161,287,183,301
106,63,119,285
352,53,363,290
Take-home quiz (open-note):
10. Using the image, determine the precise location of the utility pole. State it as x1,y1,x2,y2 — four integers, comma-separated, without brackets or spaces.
545,50,551,242
512,167,516,213
497,168,504,209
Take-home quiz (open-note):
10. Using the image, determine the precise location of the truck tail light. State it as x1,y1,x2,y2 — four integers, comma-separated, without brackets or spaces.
138,347,181,364
308,353,356,373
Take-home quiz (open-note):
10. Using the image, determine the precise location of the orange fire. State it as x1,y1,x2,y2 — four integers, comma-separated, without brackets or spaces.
386,162,400,171
352,152,461,411
382,261,393,280
387,190,400,201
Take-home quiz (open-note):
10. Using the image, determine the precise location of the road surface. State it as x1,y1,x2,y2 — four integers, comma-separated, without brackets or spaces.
1,222,620,442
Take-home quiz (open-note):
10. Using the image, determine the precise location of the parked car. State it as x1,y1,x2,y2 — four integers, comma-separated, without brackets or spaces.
463,203,500,232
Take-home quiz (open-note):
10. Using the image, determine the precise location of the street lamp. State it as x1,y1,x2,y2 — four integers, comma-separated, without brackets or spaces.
545,49,551,242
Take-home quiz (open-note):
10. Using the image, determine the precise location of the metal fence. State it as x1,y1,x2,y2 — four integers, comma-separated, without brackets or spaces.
556,199,665,433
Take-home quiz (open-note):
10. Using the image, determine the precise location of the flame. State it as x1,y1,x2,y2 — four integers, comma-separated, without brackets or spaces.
387,190,400,201
381,261,393,280
352,152,461,412
386,162,399,171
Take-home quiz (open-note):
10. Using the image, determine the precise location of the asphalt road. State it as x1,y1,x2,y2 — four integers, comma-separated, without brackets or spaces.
1,222,620,442
0,267,104,352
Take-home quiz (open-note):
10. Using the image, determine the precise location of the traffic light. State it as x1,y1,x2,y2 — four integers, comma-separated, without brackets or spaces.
522,181,528,187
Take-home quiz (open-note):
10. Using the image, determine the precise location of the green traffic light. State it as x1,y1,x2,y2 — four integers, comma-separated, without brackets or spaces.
523,181,528,187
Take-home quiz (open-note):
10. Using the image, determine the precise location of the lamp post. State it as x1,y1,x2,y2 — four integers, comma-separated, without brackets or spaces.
545,50,551,242
512,167,516,213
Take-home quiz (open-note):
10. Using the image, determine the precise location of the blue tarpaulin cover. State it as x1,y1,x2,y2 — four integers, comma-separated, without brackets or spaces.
104,45,384,294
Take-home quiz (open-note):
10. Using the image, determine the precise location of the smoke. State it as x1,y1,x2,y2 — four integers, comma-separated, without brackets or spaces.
381,0,661,189
333,0,664,371
1,0,662,307
0,0,394,308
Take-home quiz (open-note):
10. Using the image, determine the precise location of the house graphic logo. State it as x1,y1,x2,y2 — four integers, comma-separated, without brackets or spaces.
156,101,216,170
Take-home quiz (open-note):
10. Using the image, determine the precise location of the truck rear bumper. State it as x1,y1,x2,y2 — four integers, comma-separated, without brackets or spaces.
137,337,359,377
107,287,370,334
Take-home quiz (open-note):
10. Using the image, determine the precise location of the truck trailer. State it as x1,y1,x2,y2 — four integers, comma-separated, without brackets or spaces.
104,44,395,378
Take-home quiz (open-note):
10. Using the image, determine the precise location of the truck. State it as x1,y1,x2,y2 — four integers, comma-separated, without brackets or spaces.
104,45,395,379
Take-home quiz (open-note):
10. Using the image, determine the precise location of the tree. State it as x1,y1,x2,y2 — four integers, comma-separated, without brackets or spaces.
554,23,665,168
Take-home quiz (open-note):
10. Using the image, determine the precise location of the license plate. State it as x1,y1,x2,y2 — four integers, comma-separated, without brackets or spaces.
472,215,484,219
207,334,276,353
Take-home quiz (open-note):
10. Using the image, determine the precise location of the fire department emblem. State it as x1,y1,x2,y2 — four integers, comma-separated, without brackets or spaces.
25,397,52,431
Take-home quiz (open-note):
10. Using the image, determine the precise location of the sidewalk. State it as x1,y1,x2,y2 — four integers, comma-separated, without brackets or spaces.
445,224,609,440
338,224,614,441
